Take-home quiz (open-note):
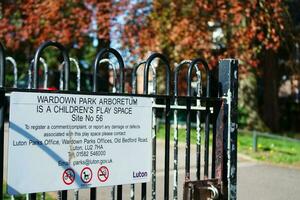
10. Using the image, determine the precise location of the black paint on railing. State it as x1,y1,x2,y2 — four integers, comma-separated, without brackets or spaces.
143,53,170,200
92,47,125,200
0,42,6,200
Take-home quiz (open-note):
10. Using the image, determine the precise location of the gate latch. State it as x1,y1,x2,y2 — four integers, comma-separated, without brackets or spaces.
183,179,221,200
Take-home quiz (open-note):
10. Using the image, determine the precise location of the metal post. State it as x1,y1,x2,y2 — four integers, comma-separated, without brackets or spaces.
99,58,118,200
0,42,6,200
130,60,146,200
253,131,257,152
150,64,157,200
5,57,18,88
218,59,238,200
134,59,157,200
3,55,15,200
93,48,125,200
187,58,210,180
173,60,202,199
32,41,70,200
69,58,81,200
143,53,170,200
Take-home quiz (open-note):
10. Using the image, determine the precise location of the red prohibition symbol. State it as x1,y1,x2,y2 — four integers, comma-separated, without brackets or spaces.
62,168,75,185
98,166,109,182
80,167,93,184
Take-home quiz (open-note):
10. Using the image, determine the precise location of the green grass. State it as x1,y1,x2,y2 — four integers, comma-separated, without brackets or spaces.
3,193,54,200
2,183,54,200
238,130,300,166
157,125,300,166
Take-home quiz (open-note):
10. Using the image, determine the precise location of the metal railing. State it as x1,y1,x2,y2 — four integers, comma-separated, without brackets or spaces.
0,40,238,200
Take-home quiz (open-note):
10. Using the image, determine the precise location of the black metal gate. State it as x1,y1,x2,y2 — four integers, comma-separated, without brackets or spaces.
0,41,238,200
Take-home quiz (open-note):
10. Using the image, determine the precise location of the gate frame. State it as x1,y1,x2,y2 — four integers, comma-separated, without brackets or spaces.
0,40,238,200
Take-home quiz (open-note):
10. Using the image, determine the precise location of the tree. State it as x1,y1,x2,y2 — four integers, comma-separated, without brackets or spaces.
0,0,115,50
0,0,117,90
120,0,288,131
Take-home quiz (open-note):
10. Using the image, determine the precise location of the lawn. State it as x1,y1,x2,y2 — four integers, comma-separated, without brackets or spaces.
2,184,54,200
156,125,300,166
239,130,300,166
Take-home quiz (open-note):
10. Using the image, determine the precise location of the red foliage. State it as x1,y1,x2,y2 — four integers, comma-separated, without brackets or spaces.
0,0,114,50
120,0,286,72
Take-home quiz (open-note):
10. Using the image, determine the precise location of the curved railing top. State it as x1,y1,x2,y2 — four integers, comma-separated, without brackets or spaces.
144,53,170,95
5,57,18,88
187,58,211,97
33,41,70,90
0,42,6,87
174,60,201,96
28,57,48,89
133,60,146,77
93,48,125,93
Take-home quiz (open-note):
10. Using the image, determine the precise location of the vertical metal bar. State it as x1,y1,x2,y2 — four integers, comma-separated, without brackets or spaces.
204,106,210,179
98,57,118,200
5,57,18,88
173,96,179,199
151,65,157,200
185,97,191,180
27,58,36,200
39,57,48,89
211,104,217,179
218,59,238,200
131,61,146,200
93,48,125,200
173,60,197,199
0,42,5,88
205,67,211,179
28,193,37,200
4,56,19,200
0,42,6,200
28,63,32,89
195,70,202,181
253,131,257,152
29,57,47,89
70,58,80,200
70,58,81,92
164,97,171,200
143,53,170,200
187,58,209,181
32,41,70,200
28,58,45,200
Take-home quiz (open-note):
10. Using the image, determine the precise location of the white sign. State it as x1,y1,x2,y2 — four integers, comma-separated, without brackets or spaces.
8,92,152,195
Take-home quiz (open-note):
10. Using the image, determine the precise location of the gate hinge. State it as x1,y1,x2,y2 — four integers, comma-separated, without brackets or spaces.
183,179,222,200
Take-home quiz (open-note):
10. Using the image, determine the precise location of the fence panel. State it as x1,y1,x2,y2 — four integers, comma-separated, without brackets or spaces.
0,41,238,200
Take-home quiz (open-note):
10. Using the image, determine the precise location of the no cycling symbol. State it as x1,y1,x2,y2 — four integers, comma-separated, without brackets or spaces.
80,167,93,184
62,168,75,185
98,166,109,182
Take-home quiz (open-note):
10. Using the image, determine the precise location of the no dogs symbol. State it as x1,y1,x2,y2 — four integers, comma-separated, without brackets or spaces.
62,168,75,185
98,166,109,182
80,167,92,183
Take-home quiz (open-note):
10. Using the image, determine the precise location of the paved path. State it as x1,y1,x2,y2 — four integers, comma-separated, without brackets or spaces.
64,141,300,199
3,121,300,199
238,161,300,200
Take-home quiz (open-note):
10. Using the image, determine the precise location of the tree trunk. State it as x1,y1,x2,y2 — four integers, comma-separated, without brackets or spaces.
261,50,280,131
